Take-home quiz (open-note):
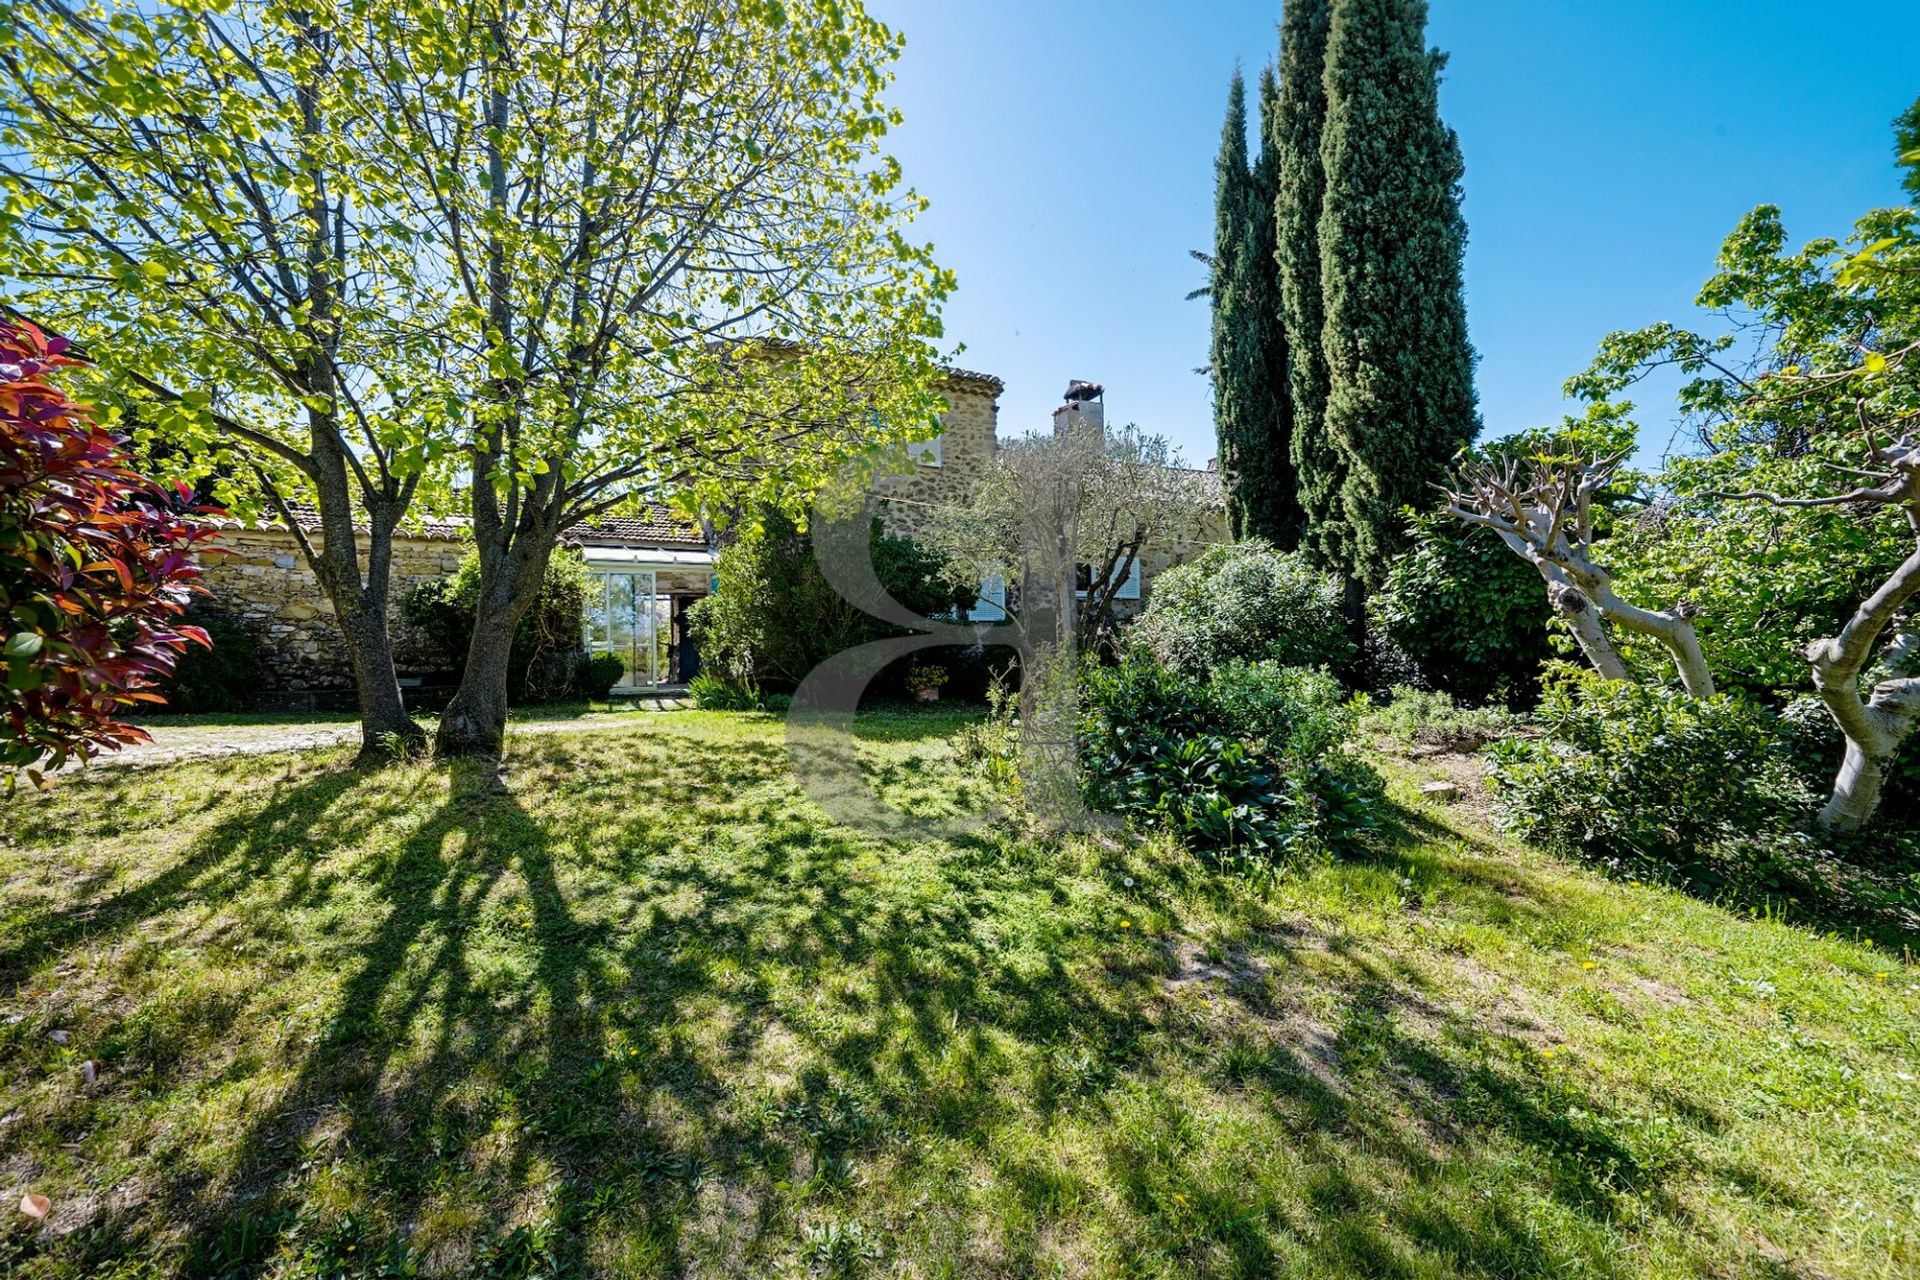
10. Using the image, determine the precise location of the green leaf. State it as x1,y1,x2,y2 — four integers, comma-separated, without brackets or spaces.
4,632,44,661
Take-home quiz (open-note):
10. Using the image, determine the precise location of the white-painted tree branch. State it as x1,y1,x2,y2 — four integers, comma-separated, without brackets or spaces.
1442,456,1714,696
1744,437,1920,832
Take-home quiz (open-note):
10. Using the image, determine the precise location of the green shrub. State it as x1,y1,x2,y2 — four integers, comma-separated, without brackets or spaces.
1208,662,1356,763
689,507,971,691
1128,540,1352,678
1362,685,1520,753
575,653,626,702
1077,656,1374,864
1371,513,1553,705
404,546,589,702
150,606,263,713
689,671,765,711
1486,665,1814,876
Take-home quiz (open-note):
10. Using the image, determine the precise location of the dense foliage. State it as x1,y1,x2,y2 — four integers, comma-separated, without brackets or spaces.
1371,512,1552,704
1129,540,1351,678
404,547,590,704
151,605,262,714
1273,0,1342,572
1487,666,1812,874
1487,665,1919,930
691,509,969,692
1543,105,1920,829
1079,656,1373,865
1209,68,1299,546
0,319,212,777
1317,0,1479,589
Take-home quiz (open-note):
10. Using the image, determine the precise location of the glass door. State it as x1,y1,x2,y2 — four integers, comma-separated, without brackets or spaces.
588,570,659,687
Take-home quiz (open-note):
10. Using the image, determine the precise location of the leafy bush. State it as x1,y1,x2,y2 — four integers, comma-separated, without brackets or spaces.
1128,540,1352,679
404,545,589,702
1078,656,1374,863
1486,665,1814,876
1371,512,1552,705
575,653,626,702
1209,662,1356,762
1,319,215,777
151,606,262,713
1362,685,1520,753
689,671,765,711
690,507,971,691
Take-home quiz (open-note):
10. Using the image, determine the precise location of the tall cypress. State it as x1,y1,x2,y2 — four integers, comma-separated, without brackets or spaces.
1212,68,1302,547
1317,0,1479,589
1273,0,1341,570
1208,71,1254,538
1244,65,1301,547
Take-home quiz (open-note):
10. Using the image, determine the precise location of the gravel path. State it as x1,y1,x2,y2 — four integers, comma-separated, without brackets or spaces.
64,704,690,772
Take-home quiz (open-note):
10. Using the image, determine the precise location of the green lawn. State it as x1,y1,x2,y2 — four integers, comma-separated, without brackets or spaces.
1,708,1915,1278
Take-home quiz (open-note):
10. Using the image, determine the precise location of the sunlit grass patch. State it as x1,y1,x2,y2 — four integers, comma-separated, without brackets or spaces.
0,707,1914,1277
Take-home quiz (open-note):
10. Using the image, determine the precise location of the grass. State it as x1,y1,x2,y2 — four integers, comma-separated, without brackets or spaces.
1,706,1915,1278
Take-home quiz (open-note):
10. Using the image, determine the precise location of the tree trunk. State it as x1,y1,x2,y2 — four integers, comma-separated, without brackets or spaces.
1808,627,1920,833
336,592,423,759
436,599,519,759
435,529,555,759
1821,739,1889,833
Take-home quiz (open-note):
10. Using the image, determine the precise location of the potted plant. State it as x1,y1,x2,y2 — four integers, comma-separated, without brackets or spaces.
906,662,948,702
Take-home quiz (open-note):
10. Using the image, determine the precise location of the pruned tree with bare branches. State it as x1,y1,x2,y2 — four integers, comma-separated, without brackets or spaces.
1440,453,1714,697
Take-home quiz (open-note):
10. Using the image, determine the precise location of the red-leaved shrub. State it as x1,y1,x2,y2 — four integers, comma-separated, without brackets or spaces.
1,317,215,780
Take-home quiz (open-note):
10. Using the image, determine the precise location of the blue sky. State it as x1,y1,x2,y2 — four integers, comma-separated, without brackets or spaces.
871,0,1920,466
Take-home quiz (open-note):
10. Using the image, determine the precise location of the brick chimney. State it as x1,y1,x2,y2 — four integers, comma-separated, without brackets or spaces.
1052,379,1105,445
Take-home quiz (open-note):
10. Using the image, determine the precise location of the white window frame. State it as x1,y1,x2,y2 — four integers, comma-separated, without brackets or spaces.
970,574,1007,622
905,433,944,468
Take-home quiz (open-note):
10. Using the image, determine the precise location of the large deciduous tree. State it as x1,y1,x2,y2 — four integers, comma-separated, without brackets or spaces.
1318,0,1478,590
0,0,952,763
390,0,952,760
1,0,467,757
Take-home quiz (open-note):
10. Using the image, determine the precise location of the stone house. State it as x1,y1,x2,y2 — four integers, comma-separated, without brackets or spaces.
194,365,1226,701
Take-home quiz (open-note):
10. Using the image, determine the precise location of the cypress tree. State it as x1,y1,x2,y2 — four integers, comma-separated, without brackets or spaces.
1273,0,1342,570
1318,0,1479,589
1211,68,1302,547
1208,71,1254,539
1243,65,1301,548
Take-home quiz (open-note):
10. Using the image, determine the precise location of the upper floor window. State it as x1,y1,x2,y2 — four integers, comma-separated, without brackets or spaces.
905,433,944,468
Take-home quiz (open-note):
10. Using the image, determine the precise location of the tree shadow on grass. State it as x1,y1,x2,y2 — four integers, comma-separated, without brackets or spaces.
0,730,1851,1278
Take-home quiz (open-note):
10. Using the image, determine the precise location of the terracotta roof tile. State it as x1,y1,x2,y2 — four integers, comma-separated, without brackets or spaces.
568,504,705,547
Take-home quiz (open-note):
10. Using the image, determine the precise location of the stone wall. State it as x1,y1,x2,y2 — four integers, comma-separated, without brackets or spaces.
196,526,465,691
871,376,1001,539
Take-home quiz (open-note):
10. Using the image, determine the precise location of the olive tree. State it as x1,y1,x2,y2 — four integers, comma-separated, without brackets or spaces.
922,425,1216,651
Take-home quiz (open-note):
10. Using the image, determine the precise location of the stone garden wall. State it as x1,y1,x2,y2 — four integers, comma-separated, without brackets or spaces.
196,526,465,692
